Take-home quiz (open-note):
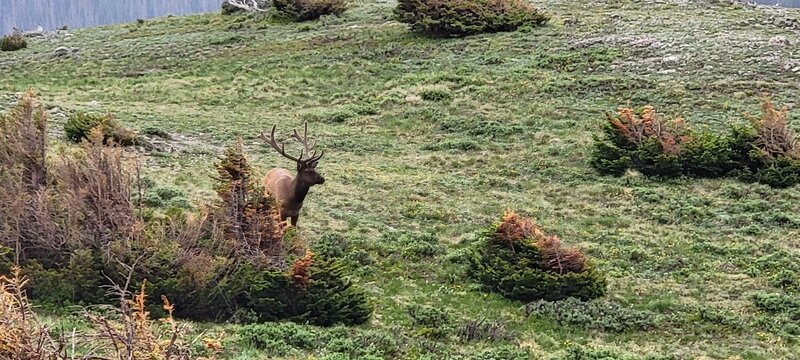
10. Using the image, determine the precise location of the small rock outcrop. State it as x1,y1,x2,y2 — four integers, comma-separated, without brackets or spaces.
23,26,45,38
53,46,79,59
221,0,270,15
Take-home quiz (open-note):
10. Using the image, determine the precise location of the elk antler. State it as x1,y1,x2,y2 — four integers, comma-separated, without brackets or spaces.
259,121,324,166
260,125,303,163
290,121,324,165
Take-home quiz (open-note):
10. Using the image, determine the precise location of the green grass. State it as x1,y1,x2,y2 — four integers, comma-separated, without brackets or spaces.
3,0,800,358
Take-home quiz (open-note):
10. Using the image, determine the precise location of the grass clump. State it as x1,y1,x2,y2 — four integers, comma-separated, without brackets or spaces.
457,317,513,343
395,0,549,38
274,0,347,21
467,211,606,302
418,84,453,101
422,139,481,151
0,33,26,52
591,99,800,187
64,111,138,146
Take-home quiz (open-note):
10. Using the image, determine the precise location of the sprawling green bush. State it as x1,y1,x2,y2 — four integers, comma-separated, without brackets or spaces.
395,0,549,37
590,106,689,178
592,100,800,187
562,345,678,360
238,323,403,358
64,112,138,145
274,0,347,21
467,345,537,360
385,232,446,260
407,304,454,339
468,211,606,302
680,129,736,178
751,292,800,336
289,257,373,326
0,33,27,51
523,297,657,332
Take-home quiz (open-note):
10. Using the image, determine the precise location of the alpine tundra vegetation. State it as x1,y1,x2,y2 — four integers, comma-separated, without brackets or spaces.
1,0,800,359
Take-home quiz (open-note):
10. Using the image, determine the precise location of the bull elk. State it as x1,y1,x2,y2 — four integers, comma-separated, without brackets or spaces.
259,121,325,226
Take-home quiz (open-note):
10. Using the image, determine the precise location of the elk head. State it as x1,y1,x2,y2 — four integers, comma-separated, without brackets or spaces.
258,121,324,226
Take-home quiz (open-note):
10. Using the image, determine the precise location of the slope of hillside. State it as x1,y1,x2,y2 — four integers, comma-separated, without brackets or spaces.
2,0,800,358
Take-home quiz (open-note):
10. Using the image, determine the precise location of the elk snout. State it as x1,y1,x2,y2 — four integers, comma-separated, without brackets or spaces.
316,175,326,185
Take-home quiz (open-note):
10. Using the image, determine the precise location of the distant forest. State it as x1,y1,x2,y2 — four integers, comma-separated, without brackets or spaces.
0,0,220,33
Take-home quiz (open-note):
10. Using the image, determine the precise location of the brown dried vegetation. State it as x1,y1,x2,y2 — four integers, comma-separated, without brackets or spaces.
0,92,135,264
0,265,224,359
213,138,287,265
0,92,370,329
495,211,587,274
747,98,800,160
0,267,64,359
608,105,691,155
290,250,314,287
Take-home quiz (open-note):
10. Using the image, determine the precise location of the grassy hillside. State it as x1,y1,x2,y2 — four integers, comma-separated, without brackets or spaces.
2,0,800,358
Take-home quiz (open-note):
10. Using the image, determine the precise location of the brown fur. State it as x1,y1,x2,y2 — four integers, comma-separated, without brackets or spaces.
263,166,324,226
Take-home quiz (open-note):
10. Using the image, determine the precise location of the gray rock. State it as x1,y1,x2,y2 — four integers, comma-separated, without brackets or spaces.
221,0,270,15
53,46,79,59
23,26,45,38
661,55,679,65
769,35,789,47
53,47,70,57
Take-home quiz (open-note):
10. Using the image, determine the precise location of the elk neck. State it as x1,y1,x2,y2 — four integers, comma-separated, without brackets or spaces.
290,175,312,205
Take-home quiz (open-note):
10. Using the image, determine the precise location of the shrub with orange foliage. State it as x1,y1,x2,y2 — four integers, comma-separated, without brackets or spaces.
608,106,691,155
495,210,544,244
290,250,314,286
494,211,587,274
1,266,226,359
593,98,800,187
469,211,606,302
534,235,587,275
591,105,691,177
746,98,799,160
0,267,62,359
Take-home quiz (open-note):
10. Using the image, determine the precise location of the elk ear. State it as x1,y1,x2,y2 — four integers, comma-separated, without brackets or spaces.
296,162,304,172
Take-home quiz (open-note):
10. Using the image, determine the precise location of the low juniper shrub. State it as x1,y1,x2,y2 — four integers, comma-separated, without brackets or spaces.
468,211,606,302
563,345,678,360
64,112,138,146
0,32,27,51
407,304,454,339
395,0,549,38
523,297,657,332
592,99,800,187
274,0,347,21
